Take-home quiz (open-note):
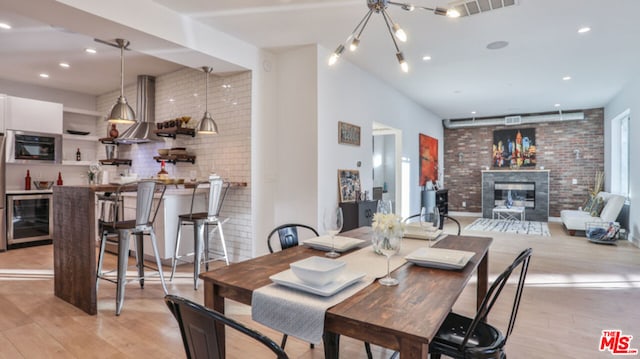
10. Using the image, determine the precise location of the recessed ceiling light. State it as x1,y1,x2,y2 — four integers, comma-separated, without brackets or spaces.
39,73,49,78
0,22,11,30
486,41,509,50
169,98,175,102
471,111,477,115
59,62,70,68
554,103,561,107
85,48,97,54
578,27,591,34
422,55,432,61
562,76,572,81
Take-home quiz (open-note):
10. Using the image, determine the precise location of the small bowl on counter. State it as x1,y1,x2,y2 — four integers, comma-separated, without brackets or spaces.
157,148,170,156
33,181,54,190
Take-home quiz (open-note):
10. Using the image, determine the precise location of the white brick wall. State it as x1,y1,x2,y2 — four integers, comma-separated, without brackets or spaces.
96,68,253,261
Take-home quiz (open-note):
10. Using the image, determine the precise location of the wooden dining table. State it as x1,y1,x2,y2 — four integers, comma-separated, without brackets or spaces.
199,226,492,359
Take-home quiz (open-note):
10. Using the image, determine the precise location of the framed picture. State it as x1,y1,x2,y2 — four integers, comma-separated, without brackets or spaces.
419,133,438,187
338,169,360,202
492,128,536,168
338,121,361,146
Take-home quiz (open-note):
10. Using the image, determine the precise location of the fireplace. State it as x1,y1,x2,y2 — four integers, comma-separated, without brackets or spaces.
494,182,535,208
481,170,549,222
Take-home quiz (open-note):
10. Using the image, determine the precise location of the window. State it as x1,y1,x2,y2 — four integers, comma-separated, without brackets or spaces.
610,109,629,197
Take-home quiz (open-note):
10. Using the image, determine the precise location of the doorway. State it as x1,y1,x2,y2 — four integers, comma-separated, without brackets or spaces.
372,122,402,216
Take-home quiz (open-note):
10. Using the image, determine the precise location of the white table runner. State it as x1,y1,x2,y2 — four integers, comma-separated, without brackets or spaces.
251,238,427,344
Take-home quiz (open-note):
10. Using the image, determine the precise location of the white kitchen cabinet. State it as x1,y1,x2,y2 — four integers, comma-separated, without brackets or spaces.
62,107,101,166
5,96,63,134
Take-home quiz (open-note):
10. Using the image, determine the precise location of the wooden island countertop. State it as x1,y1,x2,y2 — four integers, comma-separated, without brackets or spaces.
52,181,247,315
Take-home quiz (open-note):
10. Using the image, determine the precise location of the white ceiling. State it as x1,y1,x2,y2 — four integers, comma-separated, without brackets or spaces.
2,0,640,119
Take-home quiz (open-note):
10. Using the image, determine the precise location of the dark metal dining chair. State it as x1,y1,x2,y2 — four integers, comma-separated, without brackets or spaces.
96,180,168,315
165,294,289,359
266,223,319,350
428,247,533,359
267,223,319,253
403,212,462,236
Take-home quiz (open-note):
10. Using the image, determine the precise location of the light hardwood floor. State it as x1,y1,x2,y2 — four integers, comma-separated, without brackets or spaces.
0,218,638,358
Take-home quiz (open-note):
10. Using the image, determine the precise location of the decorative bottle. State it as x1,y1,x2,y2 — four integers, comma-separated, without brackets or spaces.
76,148,81,161
506,190,514,208
109,124,119,138
157,160,169,179
25,170,31,190
57,172,63,186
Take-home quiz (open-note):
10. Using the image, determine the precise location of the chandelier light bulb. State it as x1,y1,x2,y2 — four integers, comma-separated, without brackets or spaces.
446,8,461,18
350,38,360,52
392,23,407,42
397,52,409,73
328,44,345,66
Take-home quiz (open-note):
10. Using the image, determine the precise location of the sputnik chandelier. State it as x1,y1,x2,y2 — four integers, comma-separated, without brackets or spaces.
328,0,460,72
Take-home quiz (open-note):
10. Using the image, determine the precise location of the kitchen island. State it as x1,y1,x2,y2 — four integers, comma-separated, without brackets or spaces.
53,182,246,315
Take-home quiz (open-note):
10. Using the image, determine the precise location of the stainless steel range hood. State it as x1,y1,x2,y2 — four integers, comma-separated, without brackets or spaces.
116,75,156,144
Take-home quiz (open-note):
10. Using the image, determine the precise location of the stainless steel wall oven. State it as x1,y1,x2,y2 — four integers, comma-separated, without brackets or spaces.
7,193,53,247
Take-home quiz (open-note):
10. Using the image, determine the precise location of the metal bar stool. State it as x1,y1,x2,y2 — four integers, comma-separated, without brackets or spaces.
96,180,168,315
170,175,230,289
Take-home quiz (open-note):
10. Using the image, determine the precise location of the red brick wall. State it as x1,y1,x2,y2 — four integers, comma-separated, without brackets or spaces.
443,108,604,217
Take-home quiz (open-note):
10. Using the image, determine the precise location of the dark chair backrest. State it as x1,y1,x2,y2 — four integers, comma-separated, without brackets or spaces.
165,295,289,359
458,248,533,350
403,213,461,236
267,223,319,253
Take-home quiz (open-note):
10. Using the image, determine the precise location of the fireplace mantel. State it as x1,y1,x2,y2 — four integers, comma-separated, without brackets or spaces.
482,170,549,222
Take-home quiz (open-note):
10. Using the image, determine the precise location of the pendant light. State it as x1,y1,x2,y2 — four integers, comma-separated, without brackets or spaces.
108,39,136,124
197,66,218,134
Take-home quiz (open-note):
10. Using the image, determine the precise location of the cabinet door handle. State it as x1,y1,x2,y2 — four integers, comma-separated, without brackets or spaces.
365,209,372,218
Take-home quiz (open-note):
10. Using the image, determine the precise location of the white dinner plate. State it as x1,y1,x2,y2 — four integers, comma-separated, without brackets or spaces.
405,247,475,270
270,269,366,296
302,236,366,252
403,227,443,240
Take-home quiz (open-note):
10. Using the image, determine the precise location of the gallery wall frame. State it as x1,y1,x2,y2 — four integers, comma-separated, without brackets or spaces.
338,169,360,202
338,121,361,146
419,133,438,187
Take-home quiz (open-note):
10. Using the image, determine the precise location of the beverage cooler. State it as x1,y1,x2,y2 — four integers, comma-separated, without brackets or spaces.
6,193,53,248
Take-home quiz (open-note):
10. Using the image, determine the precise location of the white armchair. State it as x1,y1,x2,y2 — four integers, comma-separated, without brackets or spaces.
560,192,626,235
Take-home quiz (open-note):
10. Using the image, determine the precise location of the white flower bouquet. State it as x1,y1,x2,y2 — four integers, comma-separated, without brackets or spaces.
372,212,405,239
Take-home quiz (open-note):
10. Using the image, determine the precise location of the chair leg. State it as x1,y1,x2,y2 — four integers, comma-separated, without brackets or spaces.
135,233,145,288
430,353,441,359
149,230,168,295
115,229,130,316
280,334,288,349
170,219,183,281
218,223,229,265
96,230,108,292
204,223,211,272
365,342,373,359
193,222,204,290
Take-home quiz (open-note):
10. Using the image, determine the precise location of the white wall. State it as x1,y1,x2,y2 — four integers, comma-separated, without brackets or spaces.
317,45,443,225
604,75,639,245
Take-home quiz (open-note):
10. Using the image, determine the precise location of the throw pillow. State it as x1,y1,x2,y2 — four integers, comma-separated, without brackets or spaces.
582,195,596,212
590,197,605,217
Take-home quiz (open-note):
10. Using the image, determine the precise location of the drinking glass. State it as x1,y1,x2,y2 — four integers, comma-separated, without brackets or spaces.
323,207,343,258
374,233,403,286
377,199,393,214
419,206,431,247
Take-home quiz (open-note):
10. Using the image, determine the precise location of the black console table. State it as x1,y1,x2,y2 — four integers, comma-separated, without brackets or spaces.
340,200,377,232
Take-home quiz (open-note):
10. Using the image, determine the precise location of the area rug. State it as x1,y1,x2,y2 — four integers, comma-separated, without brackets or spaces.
465,218,551,237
